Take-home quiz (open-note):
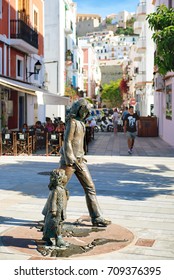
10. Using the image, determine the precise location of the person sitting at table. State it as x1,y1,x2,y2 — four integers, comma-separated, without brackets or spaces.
32,121,45,150
34,121,45,134
55,121,65,133
45,119,55,133
21,123,29,133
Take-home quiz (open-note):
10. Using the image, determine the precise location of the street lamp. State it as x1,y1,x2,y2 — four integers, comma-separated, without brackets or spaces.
27,60,42,79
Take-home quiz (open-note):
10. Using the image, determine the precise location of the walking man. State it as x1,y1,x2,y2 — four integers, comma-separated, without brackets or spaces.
59,98,111,227
124,106,140,154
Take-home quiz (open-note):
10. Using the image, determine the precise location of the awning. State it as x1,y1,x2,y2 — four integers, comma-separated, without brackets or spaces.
0,76,70,105
0,76,37,95
36,91,70,106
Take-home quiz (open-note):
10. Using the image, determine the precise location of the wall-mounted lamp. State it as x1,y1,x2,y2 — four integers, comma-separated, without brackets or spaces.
27,60,42,79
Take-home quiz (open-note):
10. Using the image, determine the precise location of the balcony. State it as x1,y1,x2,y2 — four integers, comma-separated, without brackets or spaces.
134,53,142,61
134,22,143,35
135,71,146,86
65,20,73,34
136,37,146,53
136,1,146,21
10,20,38,54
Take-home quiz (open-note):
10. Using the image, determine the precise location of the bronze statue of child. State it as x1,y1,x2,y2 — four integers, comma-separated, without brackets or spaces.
42,168,69,247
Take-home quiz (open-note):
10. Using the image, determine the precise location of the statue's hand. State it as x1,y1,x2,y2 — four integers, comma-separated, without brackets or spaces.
51,211,56,217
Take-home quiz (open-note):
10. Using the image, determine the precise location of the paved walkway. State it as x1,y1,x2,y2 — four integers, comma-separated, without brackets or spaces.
0,132,174,260
88,131,174,157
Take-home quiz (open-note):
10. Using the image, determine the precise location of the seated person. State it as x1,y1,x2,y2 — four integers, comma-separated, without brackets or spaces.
21,123,29,133
55,121,65,133
45,119,55,133
33,121,45,149
34,121,45,134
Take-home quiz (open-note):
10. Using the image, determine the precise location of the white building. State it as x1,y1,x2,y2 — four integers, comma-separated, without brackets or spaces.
152,0,174,146
78,39,101,99
132,0,155,116
44,0,76,121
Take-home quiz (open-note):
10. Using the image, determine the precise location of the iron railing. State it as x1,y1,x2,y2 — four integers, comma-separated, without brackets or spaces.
10,19,38,49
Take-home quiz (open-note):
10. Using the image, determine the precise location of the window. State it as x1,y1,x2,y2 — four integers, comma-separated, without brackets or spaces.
18,0,29,24
134,67,139,74
34,65,39,81
34,9,38,31
16,56,24,79
166,84,172,120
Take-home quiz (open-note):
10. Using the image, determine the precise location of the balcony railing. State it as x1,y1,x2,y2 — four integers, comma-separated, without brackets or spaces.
10,20,38,49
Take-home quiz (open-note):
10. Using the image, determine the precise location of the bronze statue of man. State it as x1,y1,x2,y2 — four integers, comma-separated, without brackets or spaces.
59,98,111,227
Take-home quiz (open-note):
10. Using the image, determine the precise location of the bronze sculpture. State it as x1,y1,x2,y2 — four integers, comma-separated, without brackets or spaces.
59,98,111,227
42,169,69,247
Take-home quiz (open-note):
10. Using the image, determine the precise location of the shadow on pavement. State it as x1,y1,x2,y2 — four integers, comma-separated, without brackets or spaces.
0,160,173,201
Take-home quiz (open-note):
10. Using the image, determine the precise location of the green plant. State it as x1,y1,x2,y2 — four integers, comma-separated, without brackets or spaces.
147,4,174,74
105,17,112,24
101,80,123,107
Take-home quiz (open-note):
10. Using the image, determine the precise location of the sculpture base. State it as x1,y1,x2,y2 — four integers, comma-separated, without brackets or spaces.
1,216,134,259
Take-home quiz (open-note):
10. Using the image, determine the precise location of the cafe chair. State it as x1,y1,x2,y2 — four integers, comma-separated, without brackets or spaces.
35,131,46,150
0,132,17,156
46,132,63,156
16,132,32,155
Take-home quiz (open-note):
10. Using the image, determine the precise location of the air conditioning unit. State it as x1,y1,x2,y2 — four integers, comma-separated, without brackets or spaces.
155,75,164,91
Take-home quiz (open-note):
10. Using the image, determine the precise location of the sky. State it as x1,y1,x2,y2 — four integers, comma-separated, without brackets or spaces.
74,0,139,18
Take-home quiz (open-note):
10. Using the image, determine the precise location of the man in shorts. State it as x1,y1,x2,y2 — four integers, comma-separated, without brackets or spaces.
124,106,140,154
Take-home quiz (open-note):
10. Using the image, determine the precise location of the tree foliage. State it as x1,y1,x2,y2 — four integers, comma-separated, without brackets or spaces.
147,4,174,74
115,27,134,35
105,17,112,24
101,80,123,107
